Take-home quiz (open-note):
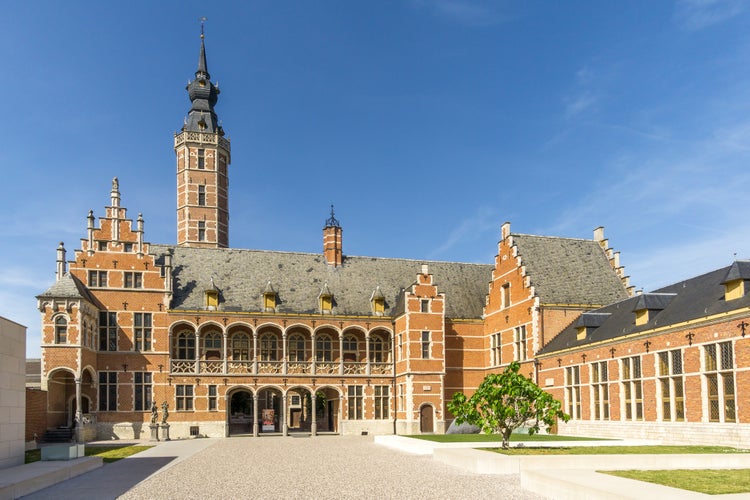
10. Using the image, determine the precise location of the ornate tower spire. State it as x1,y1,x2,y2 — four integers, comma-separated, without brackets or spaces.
323,205,343,267
174,21,231,248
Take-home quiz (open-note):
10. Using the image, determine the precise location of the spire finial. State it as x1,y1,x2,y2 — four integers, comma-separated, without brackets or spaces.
325,204,340,228
200,17,207,39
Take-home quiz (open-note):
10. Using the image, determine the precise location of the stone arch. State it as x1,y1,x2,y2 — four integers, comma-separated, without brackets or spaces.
285,385,313,432
256,385,284,433
46,368,76,429
342,327,366,363
315,385,342,433
227,385,255,436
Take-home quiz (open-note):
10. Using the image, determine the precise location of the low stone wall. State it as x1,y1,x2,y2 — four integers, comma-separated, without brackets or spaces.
340,420,394,436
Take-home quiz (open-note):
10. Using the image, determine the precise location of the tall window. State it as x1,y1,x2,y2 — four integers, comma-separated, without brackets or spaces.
705,342,735,422
343,335,357,362
134,313,152,351
197,148,205,169
347,386,363,420
514,325,527,361
397,334,402,362
88,270,107,287
501,283,510,308
490,332,502,366
98,371,117,411
134,372,152,411
54,316,68,344
420,299,429,313
590,361,609,420
208,385,218,411
374,385,390,419
421,331,430,359
198,221,206,241
232,334,250,360
658,349,684,421
99,312,117,351
369,336,386,363
316,335,333,362
288,334,305,361
622,356,643,420
174,332,195,360
176,385,194,411
124,272,143,288
198,185,206,206
260,333,278,361
565,366,581,419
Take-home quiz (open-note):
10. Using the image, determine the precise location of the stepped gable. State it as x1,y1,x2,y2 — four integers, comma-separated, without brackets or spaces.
538,262,750,354
512,234,629,306
152,245,493,319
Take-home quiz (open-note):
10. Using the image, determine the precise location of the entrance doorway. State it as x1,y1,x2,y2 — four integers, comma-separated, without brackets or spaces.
229,390,254,435
420,405,434,433
257,388,282,433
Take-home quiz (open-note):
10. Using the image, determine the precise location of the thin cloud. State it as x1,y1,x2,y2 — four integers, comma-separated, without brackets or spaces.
428,206,499,260
411,0,509,26
674,0,746,31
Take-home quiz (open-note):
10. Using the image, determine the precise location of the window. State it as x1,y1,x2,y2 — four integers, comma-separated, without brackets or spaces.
88,270,108,287
260,333,278,361
420,299,429,313
232,334,250,360
134,313,152,351
124,272,143,289
98,371,117,411
174,332,195,360
97,241,108,251
134,372,152,411
316,335,333,362
288,334,305,361
514,325,527,362
343,335,357,362
421,331,430,359
369,336,386,363
320,293,333,313
622,356,643,420
374,385,390,419
198,221,206,241
123,243,134,252
501,283,510,308
658,350,685,421
176,384,194,411
397,334,402,362
99,312,118,351
705,342,735,422
204,332,221,359
54,316,67,344
197,148,205,169
565,366,581,419
347,386,363,420
198,185,206,206
208,385,218,411
490,332,502,366
590,361,609,420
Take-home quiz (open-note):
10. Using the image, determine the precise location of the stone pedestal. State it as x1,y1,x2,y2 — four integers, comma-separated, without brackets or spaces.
161,423,171,441
149,424,160,442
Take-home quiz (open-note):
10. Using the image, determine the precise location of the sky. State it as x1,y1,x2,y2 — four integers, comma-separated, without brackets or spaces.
3,0,750,358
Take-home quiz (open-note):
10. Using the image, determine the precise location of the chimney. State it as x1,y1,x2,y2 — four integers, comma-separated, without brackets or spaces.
323,205,343,267
56,242,67,281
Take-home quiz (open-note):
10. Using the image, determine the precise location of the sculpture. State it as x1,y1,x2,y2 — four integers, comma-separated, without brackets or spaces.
161,401,169,424
150,401,158,424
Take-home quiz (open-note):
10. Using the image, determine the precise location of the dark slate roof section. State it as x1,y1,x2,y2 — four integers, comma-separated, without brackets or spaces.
538,262,750,355
37,273,98,304
723,260,750,283
512,234,628,305
151,245,493,319
575,312,611,328
633,293,676,311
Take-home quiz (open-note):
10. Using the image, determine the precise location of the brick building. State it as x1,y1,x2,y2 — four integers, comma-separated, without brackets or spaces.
36,33,749,444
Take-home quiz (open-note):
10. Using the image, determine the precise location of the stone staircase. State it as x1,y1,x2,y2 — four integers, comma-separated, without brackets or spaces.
42,426,74,443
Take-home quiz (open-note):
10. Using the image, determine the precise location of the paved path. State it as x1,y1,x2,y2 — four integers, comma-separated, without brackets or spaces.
23,436,541,499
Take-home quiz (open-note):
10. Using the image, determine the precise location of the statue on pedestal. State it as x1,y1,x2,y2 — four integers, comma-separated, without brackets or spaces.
150,401,158,424
161,401,169,424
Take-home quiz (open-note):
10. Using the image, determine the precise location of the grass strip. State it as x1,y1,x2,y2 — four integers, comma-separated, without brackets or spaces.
25,445,152,464
602,469,750,495
407,434,605,443
488,445,749,455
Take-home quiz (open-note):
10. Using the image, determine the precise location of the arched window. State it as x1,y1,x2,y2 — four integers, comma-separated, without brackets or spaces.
232,333,250,360
369,336,385,363
174,331,195,360
316,334,333,362
343,334,358,362
55,316,67,344
260,333,278,361
204,332,221,360
288,334,305,361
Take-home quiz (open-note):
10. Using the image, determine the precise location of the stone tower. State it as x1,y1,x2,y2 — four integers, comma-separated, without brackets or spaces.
174,28,231,248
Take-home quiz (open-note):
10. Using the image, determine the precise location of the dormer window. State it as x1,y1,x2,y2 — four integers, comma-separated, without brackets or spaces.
205,278,219,310
722,261,750,301
575,312,611,340
633,293,676,326
319,283,333,314
371,286,385,316
263,281,277,312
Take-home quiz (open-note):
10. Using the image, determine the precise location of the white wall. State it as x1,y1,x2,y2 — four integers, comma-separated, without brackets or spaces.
0,316,26,469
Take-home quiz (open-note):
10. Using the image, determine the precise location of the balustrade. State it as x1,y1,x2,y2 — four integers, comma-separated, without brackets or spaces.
199,360,223,374
227,361,253,374
286,361,312,374
343,362,366,375
171,360,196,374
370,362,392,375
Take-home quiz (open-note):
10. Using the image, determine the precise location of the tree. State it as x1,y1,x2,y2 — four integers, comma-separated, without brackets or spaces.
447,361,569,449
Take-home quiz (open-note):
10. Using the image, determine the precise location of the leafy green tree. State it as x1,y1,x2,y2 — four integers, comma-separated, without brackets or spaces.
447,361,569,449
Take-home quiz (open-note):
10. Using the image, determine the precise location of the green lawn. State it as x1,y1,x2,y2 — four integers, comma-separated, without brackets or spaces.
25,445,152,464
488,445,749,455
407,434,604,443
602,469,750,495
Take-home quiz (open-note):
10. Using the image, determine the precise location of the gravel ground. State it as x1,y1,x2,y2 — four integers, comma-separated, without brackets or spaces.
119,436,542,500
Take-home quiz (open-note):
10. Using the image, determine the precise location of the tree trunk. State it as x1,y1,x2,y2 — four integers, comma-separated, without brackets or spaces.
502,428,512,449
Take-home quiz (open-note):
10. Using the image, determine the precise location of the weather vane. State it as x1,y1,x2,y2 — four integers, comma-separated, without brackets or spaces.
200,17,207,39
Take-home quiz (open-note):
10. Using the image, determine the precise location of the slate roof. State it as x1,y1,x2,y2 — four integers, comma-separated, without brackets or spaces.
538,261,750,355
37,273,98,304
151,245,493,319
512,234,628,306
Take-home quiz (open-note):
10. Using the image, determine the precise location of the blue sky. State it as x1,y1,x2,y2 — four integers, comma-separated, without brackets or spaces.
4,1,750,358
